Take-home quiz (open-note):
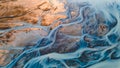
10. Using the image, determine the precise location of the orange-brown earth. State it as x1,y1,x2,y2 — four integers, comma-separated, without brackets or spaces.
0,0,66,66
0,0,66,25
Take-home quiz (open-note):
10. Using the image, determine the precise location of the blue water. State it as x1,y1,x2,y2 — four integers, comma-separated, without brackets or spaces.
1,0,120,68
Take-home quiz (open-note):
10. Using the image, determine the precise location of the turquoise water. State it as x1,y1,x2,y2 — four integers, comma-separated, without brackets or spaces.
1,0,120,68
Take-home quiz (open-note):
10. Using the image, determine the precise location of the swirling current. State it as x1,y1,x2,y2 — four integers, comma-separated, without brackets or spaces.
1,0,120,68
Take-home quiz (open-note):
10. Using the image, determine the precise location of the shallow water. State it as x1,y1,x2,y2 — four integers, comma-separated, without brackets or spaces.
0,0,120,68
